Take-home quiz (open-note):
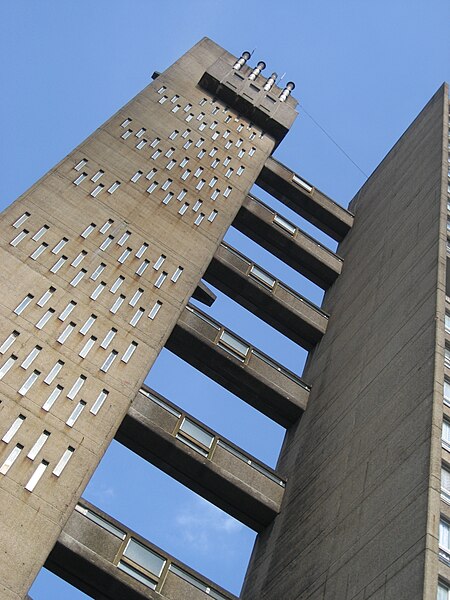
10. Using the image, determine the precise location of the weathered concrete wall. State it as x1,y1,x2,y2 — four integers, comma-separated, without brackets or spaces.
242,85,448,599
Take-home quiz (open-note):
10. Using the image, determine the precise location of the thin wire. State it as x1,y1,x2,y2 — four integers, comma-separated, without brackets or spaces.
299,103,369,179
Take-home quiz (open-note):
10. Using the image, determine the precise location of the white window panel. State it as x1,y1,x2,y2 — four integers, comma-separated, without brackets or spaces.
66,401,86,427
53,446,75,476
209,177,218,188
192,200,202,212
37,287,56,308
110,295,125,314
100,219,114,234
122,342,138,363
180,157,189,168
194,167,203,178
13,212,31,228
185,114,194,122
136,140,147,150
171,267,183,282
208,210,218,223
249,147,256,157
212,131,220,141
30,242,48,260
153,255,166,271
110,276,125,293
238,149,245,158
121,118,132,127
135,243,148,259
195,138,205,147
223,130,230,138
108,181,121,194
42,385,63,411
170,94,179,103
70,269,87,287
162,192,173,205
223,186,232,198
90,263,106,281
236,138,243,147
154,272,167,288
0,355,17,380
183,139,192,149
59,301,77,321
90,283,106,300
169,130,179,140
67,375,87,400
100,350,118,373
150,138,160,148
35,309,55,330
32,225,49,241
211,189,220,200
118,248,132,264
129,288,144,307
161,179,172,191
10,229,29,246
181,170,191,180
136,260,150,276
166,159,176,170
21,346,42,369
135,128,146,138
211,159,219,168
14,294,33,315
2,415,25,443
131,171,143,183
198,122,207,131
80,315,96,335
194,213,205,226
73,172,87,185
182,128,191,138
81,223,96,238
171,105,180,113
91,170,104,183
165,147,175,157
25,460,49,492
121,129,133,139
99,236,114,252
71,250,87,267
79,336,97,358
237,166,245,176
147,182,158,194
183,103,192,112
178,203,189,215
177,189,187,201
0,331,19,355
101,328,117,349
149,301,162,320
225,168,233,178
57,322,75,344
196,179,205,190
130,308,145,327
91,184,104,197
209,147,218,157
157,86,166,94
0,444,23,475
44,360,64,385
18,370,40,396
27,431,50,460
50,255,67,273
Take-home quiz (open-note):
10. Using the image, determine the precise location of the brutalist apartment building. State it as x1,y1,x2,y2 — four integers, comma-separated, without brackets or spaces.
0,38,449,600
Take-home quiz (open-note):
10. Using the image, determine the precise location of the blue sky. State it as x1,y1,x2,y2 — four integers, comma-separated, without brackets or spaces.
0,0,449,597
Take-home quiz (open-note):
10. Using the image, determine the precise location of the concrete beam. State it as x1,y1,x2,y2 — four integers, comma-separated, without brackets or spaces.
257,156,354,241
233,194,343,289
166,304,310,427
46,501,237,600
204,242,328,349
115,386,286,531
191,280,217,307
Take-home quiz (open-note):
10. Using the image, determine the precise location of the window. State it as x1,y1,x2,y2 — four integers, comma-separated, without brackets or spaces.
211,159,219,169
100,350,118,373
250,265,276,289
57,322,75,344
181,169,191,181
50,255,68,273
223,130,230,139
10,229,29,247
149,301,162,320
441,518,450,564
13,212,31,228
225,168,233,178
118,538,166,589
151,149,161,160
70,269,87,287
32,225,49,241
180,157,189,168
90,282,106,300
21,345,42,369
198,122,207,131
91,390,109,415
211,189,220,200
135,128,146,138
178,202,189,215
195,138,204,148
91,170,104,183
157,86,166,94
0,331,19,354
185,113,194,122
121,129,133,139
443,418,450,451
183,103,192,112
196,179,206,190
274,214,296,235
66,400,86,427
101,328,117,349
73,172,87,186
170,94,179,103
171,104,181,113
37,287,56,307
122,341,138,363
158,95,168,104
147,182,158,194
118,248,132,263
25,460,48,492
80,314,96,335
136,260,150,276
218,330,250,361
446,312,450,333
446,378,450,406
136,140,147,150
27,431,50,460
177,189,187,201
79,336,97,358
249,146,256,157
35,308,55,329
197,149,206,159
43,360,64,385
161,179,172,191
59,301,76,321
110,275,125,293
171,267,183,282
130,308,145,327
136,243,148,259
131,171,143,183
154,272,167,288
162,192,173,205
100,235,114,251
91,184,104,197
14,294,34,315
1,415,25,442
110,295,125,314
237,166,245,176
18,369,40,395
238,149,245,158
169,130,179,140
0,355,17,380
121,118,132,127
194,213,205,226
71,250,87,267
224,140,232,149
212,131,220,141
153,255,166,270
0,444,24,475
438,581,450,599
209,147,218,157
208,210,218,223
30,242,48,260
192,200,202,212
53,447,75,477
209,176,218,188
166,159,176,170
81,223,96,238
183,139,192,149
129,288,144,307
194,167,203,178
176,417,214,457
42,385,63,411
236,138,243,147
150,138,160,148
446,346,450,369
108,181,121,194
90,263,106,281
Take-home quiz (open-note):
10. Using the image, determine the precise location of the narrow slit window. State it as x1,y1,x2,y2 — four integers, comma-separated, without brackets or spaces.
129,288,144,307
150,137,161,148
43,360,64,385
110,294,125,314
182,129,191,138
59,301,77,321
211,189,220,200
178,202,189,215
35,308,55,330
25,460,49,492
107,181,121,194
10,229,29,247
161,179,172,191
57,322,76,344
249,146,256,157
170,95,179,103
149,301,162,320
121,118,132,127
237,166,245,176
80,314,97,335
236,138,243,147
238,149,245,158
225,168,233,178
194,167,203,178
30,243,48,260
196,179,205,190
14,294,34,315
192,200,202,212
208,210,218,223
2,415,25,442
67,375,87,400
42,385,63,411
13,212,31,228
73,173,87,186
21,345,42,369
37,287,56,308
91,170,104,183
180,157,189,168
100,219,114,234
183,103,192,112
101,328,117,349
136,260,150,276
32,225,49,241
0,331,19,354
110,275,125,293
209,176,218,187
53,446,75,476
211,159,219,169
100,350,118,373
121,129,133,139
66,401,86,427
70,269,87,287
147,182,158,194
0,444,24,475
166,159,176,170
153,255,166,270
90,282,106,300
100,236,114,251
91,390,109,415
183,139,193,149
136,140,147,150
212,131,220,141
130,308,145,327
169,130,179,140
27,431,50,460
81,223,96,238
135,128,146,138
223,130,231,139
91,184,104,197
165,147,175,157
177,189,187,201
194,213,205,226
171,267,183,282
18,369,40,396
131,171,143,183
223,186,232,198
195,138,205,148
50,255,68,273
118,248,132,263
209,147,218,157
135,243,148,259
79,336,97,358
162,192,173,204
154,272,167,288
0,355,17,380
71,250,87,267
198,122,207,131
90,263,106,281
181,169,191,181
122,341,138,363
